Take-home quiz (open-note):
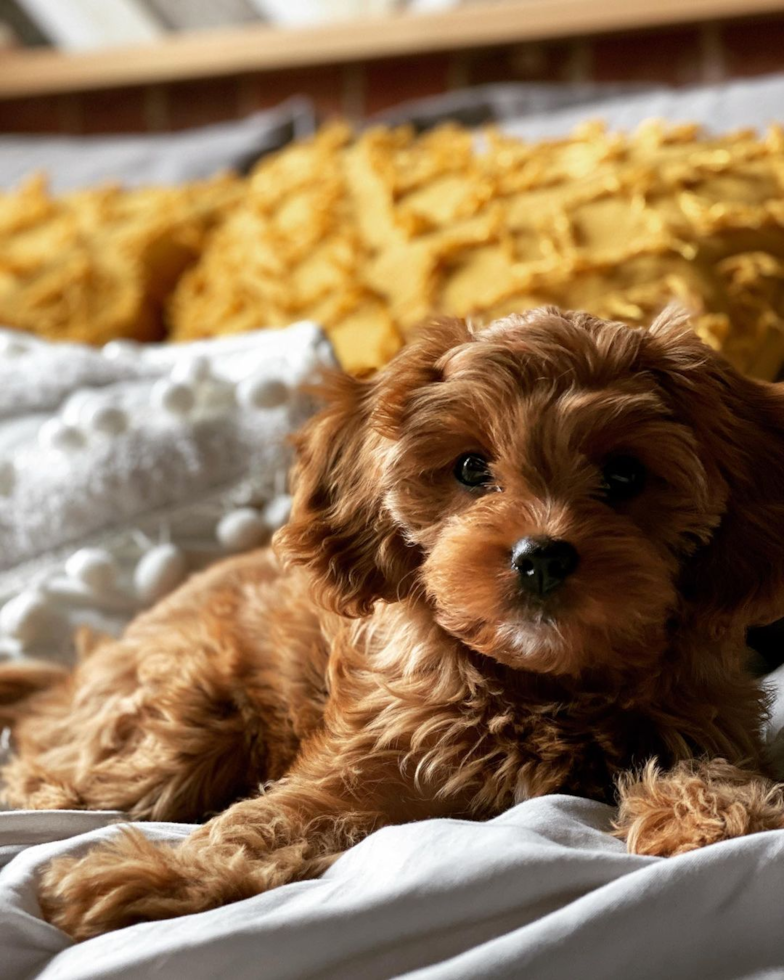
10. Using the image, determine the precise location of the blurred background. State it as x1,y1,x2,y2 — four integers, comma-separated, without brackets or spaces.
0,0,780,134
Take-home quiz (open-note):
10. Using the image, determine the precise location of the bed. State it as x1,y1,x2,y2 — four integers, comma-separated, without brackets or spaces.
5,788,784,980
3,74,784,980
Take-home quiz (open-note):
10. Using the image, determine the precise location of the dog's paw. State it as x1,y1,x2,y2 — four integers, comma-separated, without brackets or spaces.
38,828,195,941
38,827,280,941
614,759,784,857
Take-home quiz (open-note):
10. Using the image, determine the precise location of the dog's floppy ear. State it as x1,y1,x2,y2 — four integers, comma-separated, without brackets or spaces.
275,318,472,617
642,307,784,626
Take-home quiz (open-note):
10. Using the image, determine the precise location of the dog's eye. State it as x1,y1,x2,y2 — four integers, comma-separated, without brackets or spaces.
600,455,646,504
454,453,493,489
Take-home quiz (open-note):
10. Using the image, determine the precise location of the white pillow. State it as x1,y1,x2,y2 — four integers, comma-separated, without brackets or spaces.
0,321,334,663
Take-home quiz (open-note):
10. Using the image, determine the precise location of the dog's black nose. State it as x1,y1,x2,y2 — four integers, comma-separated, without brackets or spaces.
511,537,579,596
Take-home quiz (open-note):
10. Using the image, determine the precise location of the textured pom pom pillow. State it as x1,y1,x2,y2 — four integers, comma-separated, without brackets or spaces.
0,320,334,664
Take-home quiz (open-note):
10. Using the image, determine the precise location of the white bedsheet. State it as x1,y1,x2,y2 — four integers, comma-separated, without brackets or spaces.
1,797,784,980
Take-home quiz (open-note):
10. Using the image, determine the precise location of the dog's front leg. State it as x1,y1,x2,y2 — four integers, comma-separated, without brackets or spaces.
614,758,784,856
38,734,397,941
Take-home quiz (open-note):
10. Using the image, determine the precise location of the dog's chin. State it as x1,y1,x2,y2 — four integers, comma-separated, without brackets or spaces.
490,617,614,676
436,602,671,678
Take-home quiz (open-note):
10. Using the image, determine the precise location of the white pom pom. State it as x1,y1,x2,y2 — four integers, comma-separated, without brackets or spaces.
171,355,211,386
65,548,118,593
38,418,86,452
0,591,61,645
134,544,187,604
61,390,95,426
263,494,292,531
0,460,15,496
85,403,128,436
237,376,290,410
152,379,196,416
0,334,28,357
216,508,268,551
102,339,139,360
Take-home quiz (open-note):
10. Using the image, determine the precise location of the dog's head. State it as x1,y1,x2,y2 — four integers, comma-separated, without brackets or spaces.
276,307,784,676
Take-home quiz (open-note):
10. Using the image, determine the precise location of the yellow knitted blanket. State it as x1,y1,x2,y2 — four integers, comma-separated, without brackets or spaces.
2,120,784,378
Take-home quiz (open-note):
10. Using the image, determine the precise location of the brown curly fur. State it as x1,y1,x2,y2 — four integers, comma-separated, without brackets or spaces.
3,305,784,941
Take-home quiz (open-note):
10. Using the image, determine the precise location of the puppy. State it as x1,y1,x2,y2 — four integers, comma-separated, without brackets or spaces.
2,306,784,942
